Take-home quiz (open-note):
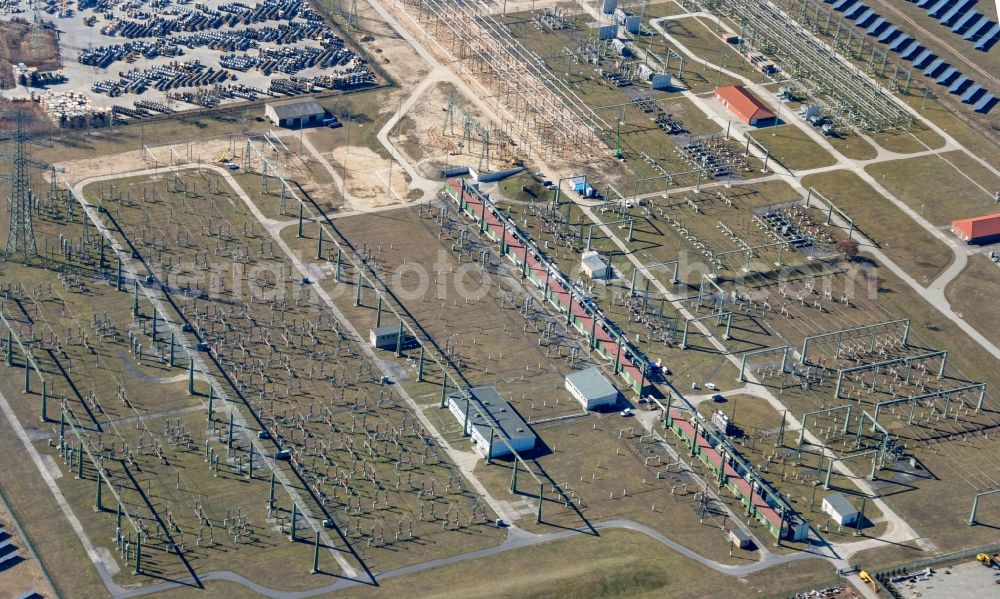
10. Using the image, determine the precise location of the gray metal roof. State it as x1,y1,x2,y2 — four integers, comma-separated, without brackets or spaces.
267,99,324,120
730,527,751,542
582,253,608,273
451,386,535,446
371,324,402,337
823,493,857,517
566,367,617,401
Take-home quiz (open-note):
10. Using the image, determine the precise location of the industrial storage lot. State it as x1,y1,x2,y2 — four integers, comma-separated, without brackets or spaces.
0,0,376,124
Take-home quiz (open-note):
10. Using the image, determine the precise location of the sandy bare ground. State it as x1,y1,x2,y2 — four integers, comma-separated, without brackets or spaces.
329,144,412,207
394,81,496,175
55,135,350,212
357,19,432,90
58,137,239,184
371,0,606,178
52,112,413,213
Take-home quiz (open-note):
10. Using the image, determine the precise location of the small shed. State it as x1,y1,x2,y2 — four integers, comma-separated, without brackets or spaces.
565,367,618,410
265,99,325,129
581,251,611,280
729,527,752,549
369,323,414,351
821,493,859,526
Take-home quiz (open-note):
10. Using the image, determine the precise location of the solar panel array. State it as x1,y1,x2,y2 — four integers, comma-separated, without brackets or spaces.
824,0,997,114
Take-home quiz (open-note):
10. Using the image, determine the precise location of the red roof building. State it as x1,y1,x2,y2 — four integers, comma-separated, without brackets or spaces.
952,213,1000,243
714,85,776,126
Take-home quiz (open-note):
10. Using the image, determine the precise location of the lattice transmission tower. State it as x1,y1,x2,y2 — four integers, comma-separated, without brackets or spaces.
31,0,46,56
2,112,39,262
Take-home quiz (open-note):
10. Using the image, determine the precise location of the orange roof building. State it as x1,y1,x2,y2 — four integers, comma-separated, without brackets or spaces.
714,85,776,126
951,213,1000,243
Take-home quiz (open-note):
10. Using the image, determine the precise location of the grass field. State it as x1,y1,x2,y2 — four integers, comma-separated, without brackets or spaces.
337,528,841,599
0,408,104,599
497,170,556,204
900,91,1000,171
802,170,953,285
866,152,1000,226
826,131,880,161
868,123,945,154
651,15,766,93
871,260,1000,393
645,0,691,20
945,254,1000,350
142,527,843,599
749,123,837,172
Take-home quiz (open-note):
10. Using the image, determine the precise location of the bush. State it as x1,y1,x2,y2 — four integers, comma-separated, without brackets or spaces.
836,239,860,260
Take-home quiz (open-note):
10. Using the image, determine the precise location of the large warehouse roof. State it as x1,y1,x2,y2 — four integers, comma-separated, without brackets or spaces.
952,212,1000,241
714,85,775,124
266,99,325,120
450,387,535,446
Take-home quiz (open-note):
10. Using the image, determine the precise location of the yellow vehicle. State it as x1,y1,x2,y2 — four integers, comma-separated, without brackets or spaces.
977,553,998,567
858,570,877,591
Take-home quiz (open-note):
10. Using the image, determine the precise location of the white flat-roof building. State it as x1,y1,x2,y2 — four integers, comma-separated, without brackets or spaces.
369,323,414,351
581,251,612,280
265,99,325,129
447,387,536,459
565,367,618,410
821,493,859,526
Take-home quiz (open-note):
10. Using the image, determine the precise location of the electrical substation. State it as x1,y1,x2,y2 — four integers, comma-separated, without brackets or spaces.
0,0,999,597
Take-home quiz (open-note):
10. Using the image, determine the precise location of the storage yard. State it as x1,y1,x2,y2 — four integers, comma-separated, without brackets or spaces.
0,0,377,125
0,0,999,598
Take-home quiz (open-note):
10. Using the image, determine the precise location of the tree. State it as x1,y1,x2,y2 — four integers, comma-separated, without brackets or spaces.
836,239,860,261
